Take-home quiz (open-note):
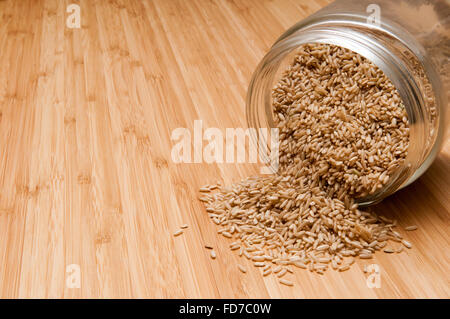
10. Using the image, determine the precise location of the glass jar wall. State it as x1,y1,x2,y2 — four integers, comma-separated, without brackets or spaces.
246,0,449,205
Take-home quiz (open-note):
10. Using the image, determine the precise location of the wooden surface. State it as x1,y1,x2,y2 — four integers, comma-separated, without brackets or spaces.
0,0,448,298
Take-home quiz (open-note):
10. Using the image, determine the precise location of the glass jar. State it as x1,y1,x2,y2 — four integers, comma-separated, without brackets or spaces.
246,0,449,205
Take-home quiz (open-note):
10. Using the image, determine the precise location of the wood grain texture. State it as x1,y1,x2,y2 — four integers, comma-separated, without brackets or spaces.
0,0,448,298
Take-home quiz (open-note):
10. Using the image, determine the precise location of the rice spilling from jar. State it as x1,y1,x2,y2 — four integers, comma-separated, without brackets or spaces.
199,43,411,277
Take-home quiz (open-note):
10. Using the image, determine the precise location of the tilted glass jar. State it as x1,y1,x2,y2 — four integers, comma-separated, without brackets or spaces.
246,0,449,205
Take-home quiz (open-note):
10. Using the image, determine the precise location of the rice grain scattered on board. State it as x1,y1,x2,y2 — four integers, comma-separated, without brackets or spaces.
277,269,287,278
252,255,265,262
402,240,412,249
238,265,247,273
173,229,183,237
339,265,350,272
222,231,232,238
263,269,272,276
279,279,294,286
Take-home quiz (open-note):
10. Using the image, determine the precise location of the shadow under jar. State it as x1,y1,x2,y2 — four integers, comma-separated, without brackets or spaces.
246,0,449,206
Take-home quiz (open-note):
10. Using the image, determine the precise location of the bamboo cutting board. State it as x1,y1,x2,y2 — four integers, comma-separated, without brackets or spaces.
0,0,448,298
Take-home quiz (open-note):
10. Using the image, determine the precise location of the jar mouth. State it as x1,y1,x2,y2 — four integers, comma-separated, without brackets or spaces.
246,24,436,206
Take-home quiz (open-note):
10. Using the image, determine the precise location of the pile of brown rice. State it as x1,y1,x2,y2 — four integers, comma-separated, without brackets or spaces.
199,43,411,280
